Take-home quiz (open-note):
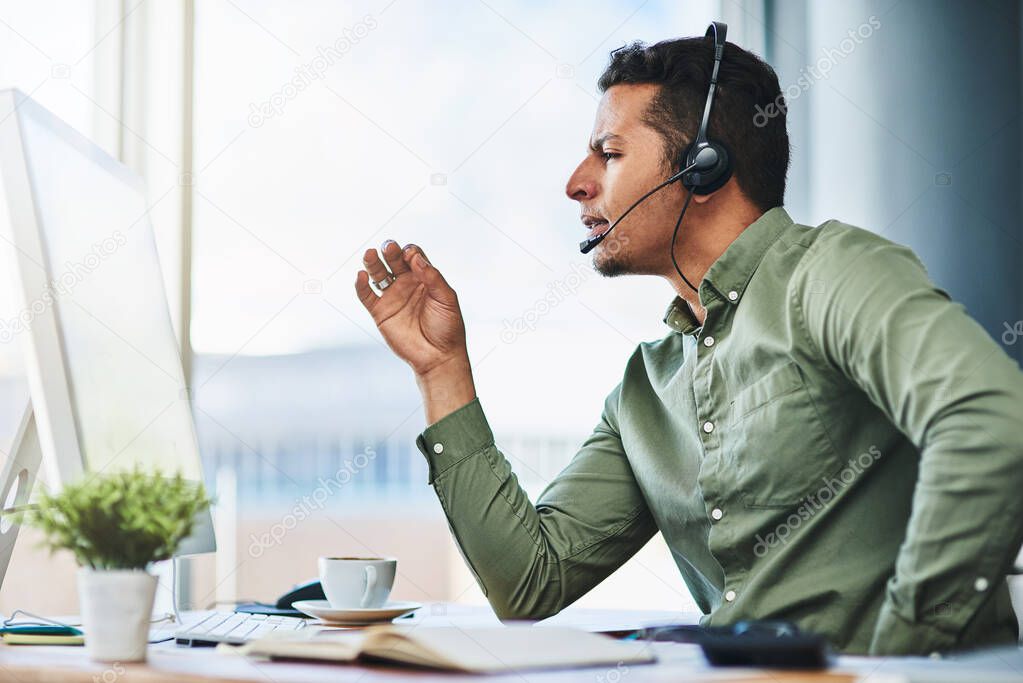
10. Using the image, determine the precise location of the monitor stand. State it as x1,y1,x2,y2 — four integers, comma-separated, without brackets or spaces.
0,403,43,590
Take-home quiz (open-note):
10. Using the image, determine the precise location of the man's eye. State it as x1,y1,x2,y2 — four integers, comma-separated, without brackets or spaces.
602,152,620,162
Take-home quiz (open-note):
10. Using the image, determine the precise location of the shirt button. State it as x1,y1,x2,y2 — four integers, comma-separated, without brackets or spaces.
703,336,715,347
974,577,989,592
727,290,738,302
702,421,715,433
433,442,444,454
711,508,723,521
724,590,736,602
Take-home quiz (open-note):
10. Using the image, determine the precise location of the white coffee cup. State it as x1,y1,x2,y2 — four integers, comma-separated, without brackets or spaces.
318,557,396,609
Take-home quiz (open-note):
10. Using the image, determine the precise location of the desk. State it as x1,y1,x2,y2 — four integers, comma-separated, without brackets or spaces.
0,603,1017,683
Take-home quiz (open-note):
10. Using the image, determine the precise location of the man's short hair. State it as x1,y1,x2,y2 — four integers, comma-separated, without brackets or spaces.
598,37,790,211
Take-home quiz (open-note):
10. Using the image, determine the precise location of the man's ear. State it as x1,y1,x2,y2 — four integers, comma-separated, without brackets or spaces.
690,177,733,204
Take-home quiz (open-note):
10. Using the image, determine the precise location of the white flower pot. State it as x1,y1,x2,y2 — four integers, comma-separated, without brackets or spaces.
77,568,157,662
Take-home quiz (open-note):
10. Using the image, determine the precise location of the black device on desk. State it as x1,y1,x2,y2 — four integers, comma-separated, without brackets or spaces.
234,579,325,618
640,621,831,669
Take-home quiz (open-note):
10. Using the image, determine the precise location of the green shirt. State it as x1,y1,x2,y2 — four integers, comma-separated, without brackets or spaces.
415,207,1023,655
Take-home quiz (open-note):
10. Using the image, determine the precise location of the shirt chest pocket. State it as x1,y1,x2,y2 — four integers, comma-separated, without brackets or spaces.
719,361,838,508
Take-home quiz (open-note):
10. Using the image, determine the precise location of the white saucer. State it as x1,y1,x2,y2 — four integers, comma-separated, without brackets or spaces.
292,600,422,625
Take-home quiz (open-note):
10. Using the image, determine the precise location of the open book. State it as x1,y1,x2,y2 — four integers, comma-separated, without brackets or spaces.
235,625,656,673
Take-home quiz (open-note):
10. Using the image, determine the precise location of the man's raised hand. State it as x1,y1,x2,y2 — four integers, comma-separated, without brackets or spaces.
355,241,475,419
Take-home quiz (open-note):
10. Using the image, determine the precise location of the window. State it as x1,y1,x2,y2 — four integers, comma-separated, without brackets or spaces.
0,0,715,615
190,0,711,612
0,0,131,616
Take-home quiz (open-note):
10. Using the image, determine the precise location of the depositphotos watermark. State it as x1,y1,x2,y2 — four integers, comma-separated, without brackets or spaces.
248,15,378,128
0,231,127,344
753,15,881,128
1001,321,1022,345
92,662,125,683
248,446,377,557
500,261,591,344
595,661,629,683
499,231,631,343
752,445,882,557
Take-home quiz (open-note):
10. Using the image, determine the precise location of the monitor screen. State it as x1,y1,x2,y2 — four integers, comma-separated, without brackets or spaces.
17,104,202,482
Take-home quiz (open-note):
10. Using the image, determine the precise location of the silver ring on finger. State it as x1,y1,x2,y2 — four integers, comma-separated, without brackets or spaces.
373,274,395,291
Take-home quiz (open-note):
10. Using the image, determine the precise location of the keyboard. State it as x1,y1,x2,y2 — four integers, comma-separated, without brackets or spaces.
175,611,308,646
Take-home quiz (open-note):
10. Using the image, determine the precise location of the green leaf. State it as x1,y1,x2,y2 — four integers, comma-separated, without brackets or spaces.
13,466,212,570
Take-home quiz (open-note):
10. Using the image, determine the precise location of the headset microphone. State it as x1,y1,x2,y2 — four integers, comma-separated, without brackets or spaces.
578,147,717,255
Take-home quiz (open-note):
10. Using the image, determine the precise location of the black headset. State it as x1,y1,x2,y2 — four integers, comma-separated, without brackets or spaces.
679,22,732,195
579,21,732,293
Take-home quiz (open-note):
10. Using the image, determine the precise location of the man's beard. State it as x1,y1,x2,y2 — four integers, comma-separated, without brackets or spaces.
589,228,637,277
593,251,630,277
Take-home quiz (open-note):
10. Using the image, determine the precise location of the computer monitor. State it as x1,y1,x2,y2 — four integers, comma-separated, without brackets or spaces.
0,89,215,590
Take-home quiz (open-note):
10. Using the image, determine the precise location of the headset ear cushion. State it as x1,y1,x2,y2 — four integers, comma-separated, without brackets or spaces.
680,140,733,195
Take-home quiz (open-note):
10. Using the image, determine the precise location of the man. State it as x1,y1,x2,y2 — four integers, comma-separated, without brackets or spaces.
354,34,1023,656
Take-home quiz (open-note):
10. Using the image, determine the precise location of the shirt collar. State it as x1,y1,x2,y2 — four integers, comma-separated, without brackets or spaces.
662,206,793,334
662,297,701,335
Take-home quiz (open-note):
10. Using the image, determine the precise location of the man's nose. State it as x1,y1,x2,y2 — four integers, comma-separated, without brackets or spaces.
565,160,597,201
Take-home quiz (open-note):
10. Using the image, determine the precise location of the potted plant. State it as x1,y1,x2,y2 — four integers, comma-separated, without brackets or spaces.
17,467,211,661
